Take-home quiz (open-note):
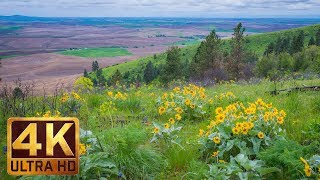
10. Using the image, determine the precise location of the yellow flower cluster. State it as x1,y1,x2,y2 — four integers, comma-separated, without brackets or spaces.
71,92,80,100
36,110,61,117
300,157,312,177
232,121,254,135
202,98,286,138
158,84,208,121
79,143,91,155
107,91,128,100
100,101,117,113
215,91,236,100
60,92,82,103
60,93,69,103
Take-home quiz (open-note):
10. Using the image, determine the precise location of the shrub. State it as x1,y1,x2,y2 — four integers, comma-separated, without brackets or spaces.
199,98,286,178
258,139,320,179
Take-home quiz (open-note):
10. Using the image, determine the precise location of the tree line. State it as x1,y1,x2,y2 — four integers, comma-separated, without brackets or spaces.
85,24,320,87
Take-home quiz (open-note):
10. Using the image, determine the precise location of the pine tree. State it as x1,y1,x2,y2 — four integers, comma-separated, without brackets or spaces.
144,61,156,84
308,36,316,46
110,69,122,86
316,28,320,46
227,23,246,79
83,69,88,77
189,30,222,80
161,46,182,84
291,31,304,54
92,61,99,72
96,68,103,78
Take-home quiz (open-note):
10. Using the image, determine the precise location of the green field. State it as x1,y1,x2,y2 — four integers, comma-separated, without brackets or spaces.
0,26,22,33
59,47,132,58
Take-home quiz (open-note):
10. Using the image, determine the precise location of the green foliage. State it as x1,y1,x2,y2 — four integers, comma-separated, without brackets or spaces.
92,61,99,72
74,77,93,92
100,124,165,178
143,61,157,84
161,46,183,84
258,139,320,179
316,28,320,46
108,69,122,86
207,153,280,179
189,30,222,80
308,36,316,46
59,47,131,58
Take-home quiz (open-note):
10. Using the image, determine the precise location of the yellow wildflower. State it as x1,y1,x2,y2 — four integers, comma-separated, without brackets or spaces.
169,118,175,124
216,114,225,122
199,129,204,136
190,104,195,109
175,107,183,114
215,107,223,114
162,93,168,99
185,99,191,106
173,87,180,92
277,116,284,124
257,132,265,139
212,151,219,157
171,101,175,107
213,136,221,144
72,92,80,100
232,127,240,135
153,127,159,133
158,106,166,115
79,143,87,155
304,165,312,177
164,123,170,129
175,114,182,121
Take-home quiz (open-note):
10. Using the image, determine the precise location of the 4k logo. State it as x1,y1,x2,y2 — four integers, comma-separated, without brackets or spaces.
7,117,79,175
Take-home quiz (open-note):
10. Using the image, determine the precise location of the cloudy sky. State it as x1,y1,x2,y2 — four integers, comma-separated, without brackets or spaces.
0,0,320,17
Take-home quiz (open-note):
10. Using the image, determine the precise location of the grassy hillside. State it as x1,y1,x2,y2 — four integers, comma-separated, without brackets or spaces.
59,47,132,58
1,78,320,179
101,24,320,79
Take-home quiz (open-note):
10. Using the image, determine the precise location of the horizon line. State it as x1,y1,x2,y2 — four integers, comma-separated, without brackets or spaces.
1,14,320,19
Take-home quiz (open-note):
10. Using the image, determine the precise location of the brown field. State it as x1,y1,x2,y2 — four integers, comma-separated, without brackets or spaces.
0,23,213,93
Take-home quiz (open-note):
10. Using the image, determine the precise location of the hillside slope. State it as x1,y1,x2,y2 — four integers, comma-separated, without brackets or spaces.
101,24,320,79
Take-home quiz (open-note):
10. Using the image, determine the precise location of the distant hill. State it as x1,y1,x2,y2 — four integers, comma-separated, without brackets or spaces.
101,23,320,79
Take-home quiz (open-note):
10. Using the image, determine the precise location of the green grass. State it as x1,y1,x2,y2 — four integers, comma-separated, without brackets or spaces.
1,78,320,179
0,26,22,33
58,47,132,58
0,54,23,59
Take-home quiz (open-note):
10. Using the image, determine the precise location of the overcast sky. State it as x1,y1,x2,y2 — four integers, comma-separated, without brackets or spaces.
0,0,320,18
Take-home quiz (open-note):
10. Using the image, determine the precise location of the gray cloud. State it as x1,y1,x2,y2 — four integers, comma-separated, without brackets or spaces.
0,0,319,17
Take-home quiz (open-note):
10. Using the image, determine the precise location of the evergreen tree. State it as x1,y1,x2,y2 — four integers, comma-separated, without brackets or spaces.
109,69,122,86
227,23,246,79
308,36,316,46
189,29,222,80
83,69,88,77
161,46,182,84
264,42,274,55
92,61,99,72
316,28,320,46
96,68,103,78
144,61,156,84
291,31,304,54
